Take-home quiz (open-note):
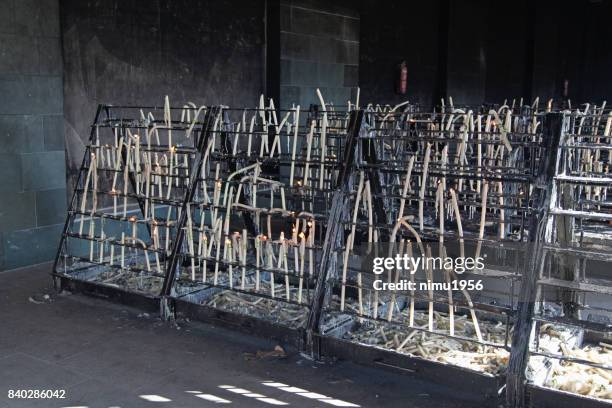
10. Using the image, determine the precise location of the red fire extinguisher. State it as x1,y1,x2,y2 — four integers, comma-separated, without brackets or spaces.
397,61,408,95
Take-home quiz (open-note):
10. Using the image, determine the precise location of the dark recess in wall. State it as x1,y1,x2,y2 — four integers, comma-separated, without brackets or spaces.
61,0,266,193
358,0,441,108
359,0,612,108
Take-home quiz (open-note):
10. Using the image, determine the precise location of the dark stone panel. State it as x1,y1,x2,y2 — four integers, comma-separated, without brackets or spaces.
0,34,39,74
314,36,338,63
289,0,359,18
280,4,291,31
0,191,36,231
280,59,292,85
280,85,300,109
0,74,62,115
0,153,22,193
291,7,343,39
482,3,528,103
447,72,486,106
341,17,359,42
343,64,358,87
281,32,314,60
336,40,358,65
38,37,63,75
298,86,319,109
570,0,612,103
0,230,4,270
358,0,440,107
61,0,266,191
0,0,14,35
317,63,343,87
0,115,43,153
299,86,349,107
350,87,359,105
323,86,351,106
3,223,63,269
36,188,67,226
290,60,318,86
43,114,64,151
14,0,60,37
21,150,66,191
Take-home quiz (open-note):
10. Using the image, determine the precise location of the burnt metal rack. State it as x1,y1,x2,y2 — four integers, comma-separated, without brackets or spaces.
315,106,547,404
53,101,611,408
53,103,210,311
512,110,612,408
167,104,354,345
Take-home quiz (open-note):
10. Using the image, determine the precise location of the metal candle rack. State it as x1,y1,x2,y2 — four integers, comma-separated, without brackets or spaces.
313,106,547,401
518,110,612,408
53,99,611,407
53,102,209,310
167,104,353,344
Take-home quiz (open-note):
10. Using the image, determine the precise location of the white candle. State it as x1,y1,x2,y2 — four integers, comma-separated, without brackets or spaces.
121,232,126,269
152,222,161,273
110,240,115,266
166,146,175,199
241,229,247,289
289,106,300,186
130,216,137,240
226,238,233,288
298,232,305,304
201,233,208,282
255,235,261,291
123,138,132,218
88,220,95,261
267,238,275,298
79,153,95,235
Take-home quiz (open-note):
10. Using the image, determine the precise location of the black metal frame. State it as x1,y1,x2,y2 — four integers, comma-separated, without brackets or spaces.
53,104,612,408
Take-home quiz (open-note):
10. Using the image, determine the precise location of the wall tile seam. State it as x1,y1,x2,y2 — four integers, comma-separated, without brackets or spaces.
0,33,61,40
0,73,63,79
19,150,66,156
288,5,359,20
280,30,359,44
280,56,359,64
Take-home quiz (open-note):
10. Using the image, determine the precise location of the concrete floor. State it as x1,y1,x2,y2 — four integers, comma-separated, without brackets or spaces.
0,263,480,408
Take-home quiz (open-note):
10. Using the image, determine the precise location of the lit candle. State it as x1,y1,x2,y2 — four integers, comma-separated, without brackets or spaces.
130,216,138,240
308,220,315,277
